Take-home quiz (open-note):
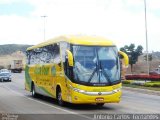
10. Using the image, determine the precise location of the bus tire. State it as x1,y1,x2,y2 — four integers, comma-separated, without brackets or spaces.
32,83,38,98
96,103,105,107
56,87,64,106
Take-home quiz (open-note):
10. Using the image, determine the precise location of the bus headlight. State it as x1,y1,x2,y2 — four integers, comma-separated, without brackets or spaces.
73,88,85,93
113,87,121,93
71,86,122,95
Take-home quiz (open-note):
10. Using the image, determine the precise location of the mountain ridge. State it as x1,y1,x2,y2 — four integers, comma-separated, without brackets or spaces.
0,44,32,55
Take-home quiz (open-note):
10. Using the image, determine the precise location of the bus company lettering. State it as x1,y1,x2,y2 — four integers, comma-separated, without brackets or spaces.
34,66,49,75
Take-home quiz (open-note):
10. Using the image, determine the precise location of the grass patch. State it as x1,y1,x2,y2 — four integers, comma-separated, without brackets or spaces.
122,80,132,84
123,84,160,91
144,81,160,87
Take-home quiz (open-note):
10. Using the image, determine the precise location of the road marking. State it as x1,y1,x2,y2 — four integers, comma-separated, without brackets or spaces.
4,85,92,120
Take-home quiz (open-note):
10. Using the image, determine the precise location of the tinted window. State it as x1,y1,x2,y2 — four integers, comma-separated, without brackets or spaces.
27,44,60,65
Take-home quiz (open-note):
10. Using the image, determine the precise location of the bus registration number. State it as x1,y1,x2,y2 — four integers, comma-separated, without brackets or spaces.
95,97,104,102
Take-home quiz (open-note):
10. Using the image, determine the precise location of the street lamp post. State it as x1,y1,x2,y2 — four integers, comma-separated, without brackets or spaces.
144,0,149,75
41,15,47,41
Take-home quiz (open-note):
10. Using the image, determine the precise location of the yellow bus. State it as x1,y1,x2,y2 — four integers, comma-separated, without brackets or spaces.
25,35,128,106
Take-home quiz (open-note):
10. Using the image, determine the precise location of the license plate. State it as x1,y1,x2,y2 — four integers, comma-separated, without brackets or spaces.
95,98,104,101
4,78,8,80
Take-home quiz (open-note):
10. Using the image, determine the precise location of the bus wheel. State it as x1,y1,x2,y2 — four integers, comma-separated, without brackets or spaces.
32,83,37,98
57,88,64,106
96,103,105,107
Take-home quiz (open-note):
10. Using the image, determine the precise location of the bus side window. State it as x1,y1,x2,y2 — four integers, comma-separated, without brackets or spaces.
64,55,69,75
26,51,31,65
60,42,72,80
64,54,73,80
52,43,60,64
30,49,38,65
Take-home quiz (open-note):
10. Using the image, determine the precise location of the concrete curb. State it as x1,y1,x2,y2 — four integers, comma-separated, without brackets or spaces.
123,86,160,96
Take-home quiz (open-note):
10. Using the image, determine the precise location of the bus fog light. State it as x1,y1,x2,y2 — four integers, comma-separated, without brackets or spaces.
74,96,78,100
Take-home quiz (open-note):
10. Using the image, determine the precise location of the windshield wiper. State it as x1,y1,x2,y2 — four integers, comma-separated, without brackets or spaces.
87,48,112,84
88,67,97,83
88,61,99,83
101,67,111,85
99,61,111,85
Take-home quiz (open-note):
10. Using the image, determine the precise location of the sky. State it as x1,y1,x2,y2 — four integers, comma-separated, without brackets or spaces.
0,0,160,51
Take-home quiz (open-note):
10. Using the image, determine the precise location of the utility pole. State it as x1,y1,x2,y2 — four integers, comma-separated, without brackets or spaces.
144,0,149,75
41,15,47,41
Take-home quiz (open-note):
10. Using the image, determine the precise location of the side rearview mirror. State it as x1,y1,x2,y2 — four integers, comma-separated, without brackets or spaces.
66,50,74,67
118,51,129,67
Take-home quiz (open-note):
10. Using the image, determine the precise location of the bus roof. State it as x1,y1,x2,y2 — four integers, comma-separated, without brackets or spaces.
27,35,115,51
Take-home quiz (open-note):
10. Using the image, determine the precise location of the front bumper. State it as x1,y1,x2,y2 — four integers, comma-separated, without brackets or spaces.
70,89,122,104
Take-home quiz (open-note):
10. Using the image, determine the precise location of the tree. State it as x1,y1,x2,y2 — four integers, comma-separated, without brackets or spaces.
120,44,143,73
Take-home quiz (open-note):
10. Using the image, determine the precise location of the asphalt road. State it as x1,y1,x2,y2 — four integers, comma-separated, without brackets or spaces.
0,72,160,120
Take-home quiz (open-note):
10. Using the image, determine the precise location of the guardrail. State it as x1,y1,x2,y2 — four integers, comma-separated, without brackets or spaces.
125,74,160,81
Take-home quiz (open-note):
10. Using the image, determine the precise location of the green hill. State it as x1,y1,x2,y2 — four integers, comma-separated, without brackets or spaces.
0,44,32,55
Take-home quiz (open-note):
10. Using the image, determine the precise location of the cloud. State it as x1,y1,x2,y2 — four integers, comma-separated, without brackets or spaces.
0,0,23,4
0,0,160,51
147,0,160,10
0,2,34,16
0,15,43,44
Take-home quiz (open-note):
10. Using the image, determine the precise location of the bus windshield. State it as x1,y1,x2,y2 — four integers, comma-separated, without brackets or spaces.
72,45,120,86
